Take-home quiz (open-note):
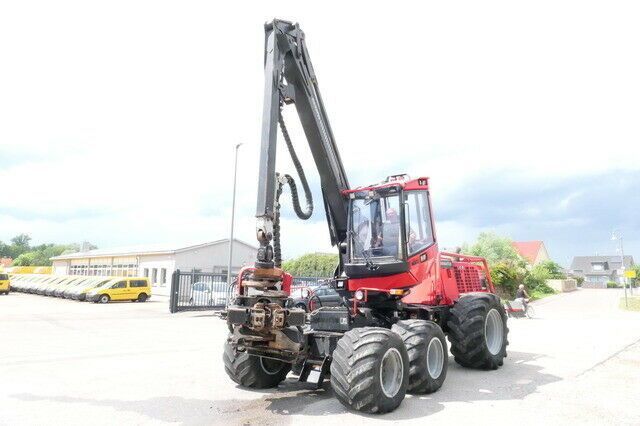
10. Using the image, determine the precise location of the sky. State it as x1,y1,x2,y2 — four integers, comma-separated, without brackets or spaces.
1,1,639,266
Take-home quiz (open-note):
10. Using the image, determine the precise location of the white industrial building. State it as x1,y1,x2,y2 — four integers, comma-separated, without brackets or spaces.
50,239,258,287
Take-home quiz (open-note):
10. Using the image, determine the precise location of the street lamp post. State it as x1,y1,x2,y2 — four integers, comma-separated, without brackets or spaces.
227,143,243,302
611,230,628,307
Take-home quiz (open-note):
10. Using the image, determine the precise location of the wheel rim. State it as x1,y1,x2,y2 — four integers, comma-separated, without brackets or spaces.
259,357,282,375
100,296,108,303
380,347,403,398
426,337,444,379
485,309,504,355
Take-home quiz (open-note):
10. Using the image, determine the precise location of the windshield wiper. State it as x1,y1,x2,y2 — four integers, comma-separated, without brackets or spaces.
349,230,379,271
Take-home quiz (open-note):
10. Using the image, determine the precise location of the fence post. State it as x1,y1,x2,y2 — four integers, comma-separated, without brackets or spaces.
169,269,179,313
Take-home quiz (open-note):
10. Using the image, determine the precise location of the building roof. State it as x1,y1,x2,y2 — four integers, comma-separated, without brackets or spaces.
50,238,258,260
0,257,12,268
570,255,635,273
511,241,543,264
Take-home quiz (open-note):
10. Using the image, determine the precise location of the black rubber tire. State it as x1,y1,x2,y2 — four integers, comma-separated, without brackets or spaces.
137,293,148,303
447,293,509,370
98,294,110,304
222,340,290,388
392,320,448,394
330,327,409,414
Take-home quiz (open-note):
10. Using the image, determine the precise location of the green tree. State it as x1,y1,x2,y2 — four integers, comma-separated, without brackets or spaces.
463,232,523,266
11,243,79,266
12,252,37,266
0,241,10,258
282,253,338,277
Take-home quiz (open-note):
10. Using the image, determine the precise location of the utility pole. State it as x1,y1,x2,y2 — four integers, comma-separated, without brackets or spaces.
612,230,627,307
227,143,243,302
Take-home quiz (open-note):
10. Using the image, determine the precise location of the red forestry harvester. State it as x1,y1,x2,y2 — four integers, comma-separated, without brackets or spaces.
223,19,509,414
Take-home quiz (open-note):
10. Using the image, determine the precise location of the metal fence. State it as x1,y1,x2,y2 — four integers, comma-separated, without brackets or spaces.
169,269,331,313
169,270,235,313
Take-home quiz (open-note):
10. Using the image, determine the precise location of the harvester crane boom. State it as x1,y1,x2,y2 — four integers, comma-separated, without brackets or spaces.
255,19,349,268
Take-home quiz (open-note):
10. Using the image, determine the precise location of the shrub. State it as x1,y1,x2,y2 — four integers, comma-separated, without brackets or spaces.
523,262,558,294
490,260,527,299
607,281,620,289
536,260,566,279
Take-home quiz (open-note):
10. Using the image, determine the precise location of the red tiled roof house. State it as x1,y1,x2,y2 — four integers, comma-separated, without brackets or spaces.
511,241,550,265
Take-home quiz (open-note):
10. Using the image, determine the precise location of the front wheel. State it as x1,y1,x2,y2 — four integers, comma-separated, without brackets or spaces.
137,293,148,303
330,327,409,414
223,340,290,388
98,294,110,304
525,304,535,318
447,293,508,370
392,320,447,394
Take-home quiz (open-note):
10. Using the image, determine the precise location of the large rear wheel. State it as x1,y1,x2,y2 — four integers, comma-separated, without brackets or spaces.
222,340,291,388
447,293,508,370
392,320,448,394
330,327,409,414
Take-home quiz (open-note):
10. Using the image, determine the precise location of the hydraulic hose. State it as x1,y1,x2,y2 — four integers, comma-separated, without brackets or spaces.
278,108,313,220
273,106,314,267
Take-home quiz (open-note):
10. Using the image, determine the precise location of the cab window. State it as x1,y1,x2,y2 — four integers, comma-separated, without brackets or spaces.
112,281,127,289
404,191,435,256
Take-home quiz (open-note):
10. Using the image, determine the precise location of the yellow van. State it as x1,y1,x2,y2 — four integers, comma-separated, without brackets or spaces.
0,272,10,295
86,277,151,303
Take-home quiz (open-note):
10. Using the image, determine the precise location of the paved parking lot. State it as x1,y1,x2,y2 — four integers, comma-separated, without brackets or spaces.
1,289,639,425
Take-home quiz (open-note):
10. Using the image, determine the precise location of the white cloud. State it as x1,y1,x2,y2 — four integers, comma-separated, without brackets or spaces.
1,1,639,261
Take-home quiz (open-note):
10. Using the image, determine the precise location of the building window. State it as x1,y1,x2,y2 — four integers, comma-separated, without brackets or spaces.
144,268,149,278
152,268,158,284
160,268,166,285
591,263,605,271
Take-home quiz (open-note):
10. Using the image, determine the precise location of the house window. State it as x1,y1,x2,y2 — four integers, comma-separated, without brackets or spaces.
591,263,605,271
160,268,166,285
152,268,158,284
144,268,149,278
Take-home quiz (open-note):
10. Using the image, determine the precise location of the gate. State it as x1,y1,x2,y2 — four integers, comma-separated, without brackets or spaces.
169,269,235,313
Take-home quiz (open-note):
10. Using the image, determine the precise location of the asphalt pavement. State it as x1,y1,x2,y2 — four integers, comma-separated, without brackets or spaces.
1,288,639,425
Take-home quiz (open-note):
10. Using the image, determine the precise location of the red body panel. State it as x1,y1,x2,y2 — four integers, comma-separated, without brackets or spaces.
348,249,494,307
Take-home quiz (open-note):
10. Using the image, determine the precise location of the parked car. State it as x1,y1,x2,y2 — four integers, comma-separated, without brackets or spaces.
0,272,10,295
69,277,114,301
53,277,85,297
188,281,229,306
292,285,342,312
86,277,151,303
35,276,63,295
